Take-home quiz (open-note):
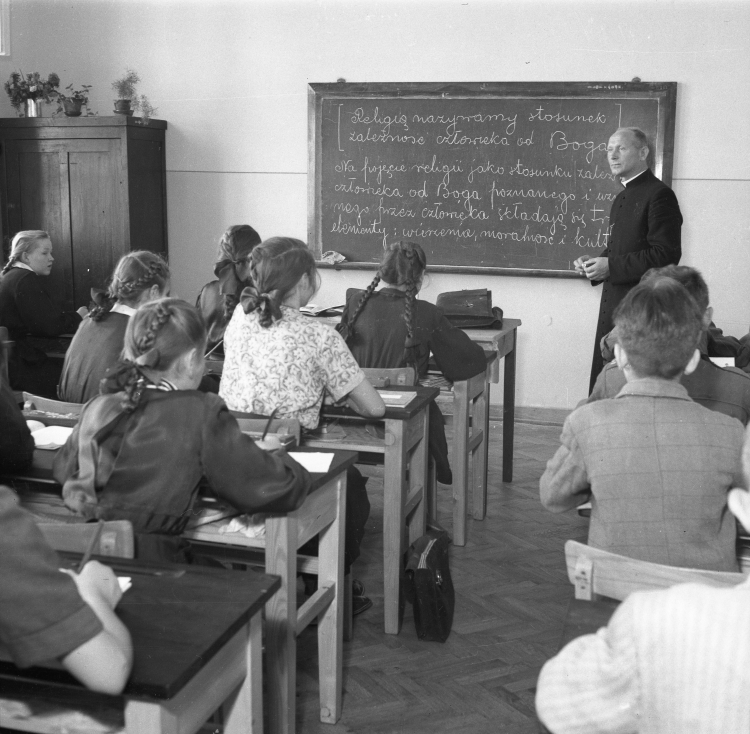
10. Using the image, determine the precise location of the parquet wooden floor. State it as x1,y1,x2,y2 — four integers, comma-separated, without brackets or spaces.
295,418,588,734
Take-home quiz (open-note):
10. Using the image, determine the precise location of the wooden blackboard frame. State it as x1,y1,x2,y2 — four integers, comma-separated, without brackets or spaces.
308,81,677,277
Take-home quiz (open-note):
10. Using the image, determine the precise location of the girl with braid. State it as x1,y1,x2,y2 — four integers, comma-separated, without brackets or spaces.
196,224,262,358
339,240,486,485
54,298,311,563
59,251,170,403
220,237,384,613
0,231,84,397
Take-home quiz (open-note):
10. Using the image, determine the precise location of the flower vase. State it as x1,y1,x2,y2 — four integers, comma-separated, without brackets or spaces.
24,98,42,117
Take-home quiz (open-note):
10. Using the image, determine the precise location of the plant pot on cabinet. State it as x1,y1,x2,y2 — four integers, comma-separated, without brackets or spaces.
113,99,133,116
62,98,83,117
24,98,42,117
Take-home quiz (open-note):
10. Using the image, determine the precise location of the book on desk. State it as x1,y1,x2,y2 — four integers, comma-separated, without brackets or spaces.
377,390,417,407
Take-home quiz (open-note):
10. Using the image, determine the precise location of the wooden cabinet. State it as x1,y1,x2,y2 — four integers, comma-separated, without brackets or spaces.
0,117,167,311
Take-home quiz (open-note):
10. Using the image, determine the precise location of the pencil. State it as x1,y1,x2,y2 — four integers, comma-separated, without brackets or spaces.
261,407,279,441
78,520,104,572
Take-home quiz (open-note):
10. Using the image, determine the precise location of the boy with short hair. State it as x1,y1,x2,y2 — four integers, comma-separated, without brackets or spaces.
540,277,745,571
590,264,750,425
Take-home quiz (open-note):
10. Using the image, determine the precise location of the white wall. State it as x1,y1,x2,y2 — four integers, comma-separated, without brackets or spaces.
3,0,748,409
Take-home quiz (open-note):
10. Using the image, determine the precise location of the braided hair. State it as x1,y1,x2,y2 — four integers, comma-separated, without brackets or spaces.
102,297,206,411
1,230,50,275
342,240,427,368
89,251,170,321
240,237,318,328
213,225,262,321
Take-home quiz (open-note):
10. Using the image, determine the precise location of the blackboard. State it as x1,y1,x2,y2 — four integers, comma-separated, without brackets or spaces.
308,82,677,276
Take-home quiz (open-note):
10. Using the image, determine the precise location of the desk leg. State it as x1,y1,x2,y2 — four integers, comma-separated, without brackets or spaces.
317,473,345,723
222,615,263,734
452,380,470,547
265,514,297,734
383,418,407,635
502,339,517,483
473,371,489,521
409,409,428,546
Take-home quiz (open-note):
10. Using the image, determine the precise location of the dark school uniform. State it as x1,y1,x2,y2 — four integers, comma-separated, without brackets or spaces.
58,312,129,403
0,267,81,397
589,168,682,392
340,287,487,483
53,388,311,562
0,486,102,668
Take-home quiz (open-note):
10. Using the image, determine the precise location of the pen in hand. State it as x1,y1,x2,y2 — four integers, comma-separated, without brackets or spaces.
78,520,105,573
261,407,279,442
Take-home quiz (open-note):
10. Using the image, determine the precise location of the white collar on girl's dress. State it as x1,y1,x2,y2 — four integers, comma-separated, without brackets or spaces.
12,262,34,272
111,302,137,316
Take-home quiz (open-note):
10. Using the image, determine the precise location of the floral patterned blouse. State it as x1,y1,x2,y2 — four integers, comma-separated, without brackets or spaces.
219,305,365,429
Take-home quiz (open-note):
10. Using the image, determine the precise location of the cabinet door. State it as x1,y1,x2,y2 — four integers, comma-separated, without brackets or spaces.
4,137,123,311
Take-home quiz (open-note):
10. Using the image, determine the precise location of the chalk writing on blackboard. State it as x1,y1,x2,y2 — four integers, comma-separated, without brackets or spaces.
309,83,676,275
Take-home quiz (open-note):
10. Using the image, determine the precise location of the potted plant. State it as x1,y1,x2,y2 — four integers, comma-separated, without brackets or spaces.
111,69,140,115
56,84,92,117
111,69,157,124
4,71,60,117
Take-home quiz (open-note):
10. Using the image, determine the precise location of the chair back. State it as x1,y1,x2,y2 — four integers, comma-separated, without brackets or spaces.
362,366,416,388
565,539,746,602
231,412,302,446
36,519,135,559
22,392,84,415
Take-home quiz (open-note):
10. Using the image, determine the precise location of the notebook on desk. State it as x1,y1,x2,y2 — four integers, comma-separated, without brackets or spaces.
377,390,417,407
299,303,345,317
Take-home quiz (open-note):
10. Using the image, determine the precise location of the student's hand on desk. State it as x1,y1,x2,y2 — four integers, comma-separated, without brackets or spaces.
581,256,609,281
62,560,123,609
255,436,282,451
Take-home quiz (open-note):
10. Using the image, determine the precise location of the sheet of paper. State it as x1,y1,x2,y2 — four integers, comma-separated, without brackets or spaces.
31,425,73,449
118,576,132,593
288,451,334,473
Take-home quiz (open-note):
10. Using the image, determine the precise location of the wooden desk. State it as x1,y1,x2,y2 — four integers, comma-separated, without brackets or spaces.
0,555,279,734
314,314,521,482
462,318,521,483
304,386,437,635
3,447,357,734
184,448,357,734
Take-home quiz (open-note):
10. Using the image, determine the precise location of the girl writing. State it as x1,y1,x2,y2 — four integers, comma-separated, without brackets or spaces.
59,251,170,403
219,237,384,612
339,240,486,485
54,297,310,562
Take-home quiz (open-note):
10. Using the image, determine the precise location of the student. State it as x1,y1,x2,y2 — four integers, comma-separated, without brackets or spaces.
0,486,132,694
0,230,83,397
536,431,750,734
54,298,311,563
589,265,750,425
540,277,745,571
0,340,35,471
196,224,261,358
338,240,486,484
219,237,384,612
58,251,170,403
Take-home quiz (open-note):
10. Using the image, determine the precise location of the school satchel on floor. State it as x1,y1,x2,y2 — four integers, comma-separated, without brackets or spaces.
436,288,503,329
404,533,455,642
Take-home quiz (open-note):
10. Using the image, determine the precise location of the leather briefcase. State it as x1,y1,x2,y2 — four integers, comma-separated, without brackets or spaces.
435,289,503,329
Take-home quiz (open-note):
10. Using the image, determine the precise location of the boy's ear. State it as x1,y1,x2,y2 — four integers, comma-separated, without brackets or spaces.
683,348,701,376
614,343,628,371
728,488,750,533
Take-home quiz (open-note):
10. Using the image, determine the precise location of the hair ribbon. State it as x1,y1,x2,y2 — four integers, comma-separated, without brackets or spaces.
134,347,160,368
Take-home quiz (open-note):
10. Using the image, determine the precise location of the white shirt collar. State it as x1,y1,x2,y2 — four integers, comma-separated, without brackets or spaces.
620,168,649,186
12,262,34,272
110,302,137,317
